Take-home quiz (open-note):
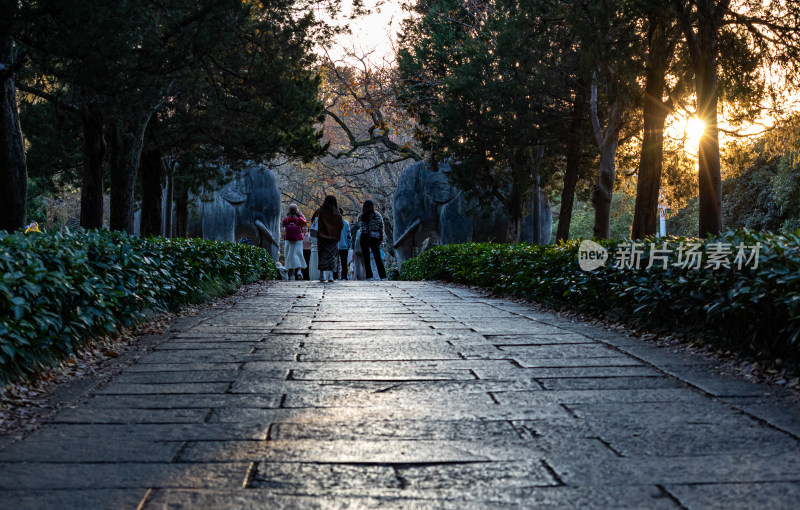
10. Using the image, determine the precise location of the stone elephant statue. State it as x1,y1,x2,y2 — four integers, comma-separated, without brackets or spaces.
186,164,282,260
393,160,552,268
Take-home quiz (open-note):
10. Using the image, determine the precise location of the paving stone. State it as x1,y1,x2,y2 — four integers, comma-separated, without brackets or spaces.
497,343,628,359
155,342,264,350
295,346,463,362
0,437,182,462
486,333,595,344
30,423,270,442
113,370,242,384
80,393,282,409
208,403,572,423
134,352,259,364
288,367,477,382
139,486,679,509
1,489,145,510
565,401,747,424
251,461,402,492
3,281,798,508
547,450,800,486
509,357,647,368
280,390,496,409
0,462,249,490
248,458,559,497
172,333,267,342
94,382,231,395
494,388,709,405
178,439,540,463
663,482,800,510
50,408,210,424
124,362,244,372
725,396,800,438
536,376,682,391
517,365,664,379
268,419,519,441
140,490,432,510
598,421,798,457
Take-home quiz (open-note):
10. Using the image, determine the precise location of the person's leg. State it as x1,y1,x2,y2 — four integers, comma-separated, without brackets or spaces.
360,235,373,279
368,238,387,279
302,250,310,280
339,250,349,280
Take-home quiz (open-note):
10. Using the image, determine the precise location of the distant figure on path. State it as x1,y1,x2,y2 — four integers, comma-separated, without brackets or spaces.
276,256,289,281
309,211,320,282
281,204,307,281
314,196,344,282
337,208,351,280
358,199,387,281
301,226,311,280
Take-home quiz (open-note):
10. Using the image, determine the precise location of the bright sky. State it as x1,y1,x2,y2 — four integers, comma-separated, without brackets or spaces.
323,0,404,66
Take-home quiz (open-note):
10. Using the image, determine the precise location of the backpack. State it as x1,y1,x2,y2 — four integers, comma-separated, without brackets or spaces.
284,221,302,241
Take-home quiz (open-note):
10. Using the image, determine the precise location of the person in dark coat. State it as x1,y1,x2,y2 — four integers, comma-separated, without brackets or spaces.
357,199,387,280
315,195,344,282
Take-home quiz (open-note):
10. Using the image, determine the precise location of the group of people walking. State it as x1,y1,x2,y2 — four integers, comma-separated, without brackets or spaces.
281,197,387,282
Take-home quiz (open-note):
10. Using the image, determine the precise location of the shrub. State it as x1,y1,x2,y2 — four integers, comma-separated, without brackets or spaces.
400,230,800,359
0,230,276,381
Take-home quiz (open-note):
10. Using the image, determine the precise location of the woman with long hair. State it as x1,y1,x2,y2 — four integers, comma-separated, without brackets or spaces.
358,199,387,281
315,195,344,282
281,204,307,281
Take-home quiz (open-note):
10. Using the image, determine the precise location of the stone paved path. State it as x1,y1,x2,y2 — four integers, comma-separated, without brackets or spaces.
2,282,800,509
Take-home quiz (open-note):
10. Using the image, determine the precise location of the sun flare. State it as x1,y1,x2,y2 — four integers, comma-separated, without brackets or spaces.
684,117,705,147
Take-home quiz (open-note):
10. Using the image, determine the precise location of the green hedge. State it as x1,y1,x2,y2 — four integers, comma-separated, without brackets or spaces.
0,230,276,381
400,230,800,359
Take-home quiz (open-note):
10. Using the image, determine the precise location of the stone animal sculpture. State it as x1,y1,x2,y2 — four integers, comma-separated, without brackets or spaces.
393,160,552,268
186,164,282,260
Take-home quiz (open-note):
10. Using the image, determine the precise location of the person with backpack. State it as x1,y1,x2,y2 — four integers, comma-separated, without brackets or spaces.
281,204,307,281
337,207,351,280
357,199,387,281
314,195,344,282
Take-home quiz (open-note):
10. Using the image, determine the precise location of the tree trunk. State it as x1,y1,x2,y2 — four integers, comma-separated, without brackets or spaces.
506,212,522,244
632,20,670,239
79,106,105,229
139,147,164,236
591,134,619,239
164,162,174,237
108,113,150,233
589,74,623,240
696,33,722,237
0,35,27,232
505,162,527,243
556,83,587,242
528,146,544,245
174,185,189,238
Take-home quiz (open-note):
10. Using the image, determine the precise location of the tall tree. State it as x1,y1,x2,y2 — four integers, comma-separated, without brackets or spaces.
555,78,590,242
13,0,329,232
673,0,729,236
574,0,639,239
398,0,559,241
631,5,687,239
0,28,27,232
